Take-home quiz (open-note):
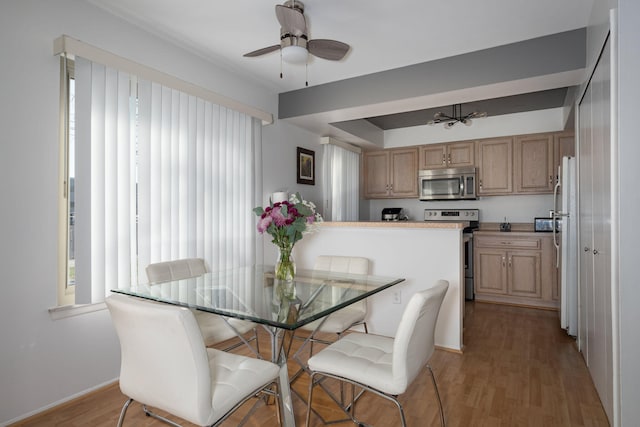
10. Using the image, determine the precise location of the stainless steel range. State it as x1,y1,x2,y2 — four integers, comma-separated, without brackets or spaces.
424,209,479,300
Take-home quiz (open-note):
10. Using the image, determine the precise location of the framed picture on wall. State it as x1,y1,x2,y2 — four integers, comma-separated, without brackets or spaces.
296,147,315,185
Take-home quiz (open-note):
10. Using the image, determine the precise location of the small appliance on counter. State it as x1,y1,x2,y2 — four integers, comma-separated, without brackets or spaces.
381,207,407,221
534,217,560,232
500,217,511,232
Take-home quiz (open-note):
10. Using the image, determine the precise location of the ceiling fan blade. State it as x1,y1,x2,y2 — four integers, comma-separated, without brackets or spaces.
275,4,306,36
307,39,350,61
243,44,281,58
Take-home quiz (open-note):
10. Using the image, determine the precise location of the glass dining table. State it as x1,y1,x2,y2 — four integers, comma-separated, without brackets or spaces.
111,264,404,427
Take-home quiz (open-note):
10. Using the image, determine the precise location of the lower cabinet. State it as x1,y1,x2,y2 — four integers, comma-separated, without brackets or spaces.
474,232,557,309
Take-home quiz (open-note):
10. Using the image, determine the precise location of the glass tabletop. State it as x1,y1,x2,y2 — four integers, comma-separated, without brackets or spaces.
111,265,404,330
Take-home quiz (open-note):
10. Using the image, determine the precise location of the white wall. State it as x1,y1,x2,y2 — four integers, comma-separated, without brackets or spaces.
0,1,318,424
259,122,325,265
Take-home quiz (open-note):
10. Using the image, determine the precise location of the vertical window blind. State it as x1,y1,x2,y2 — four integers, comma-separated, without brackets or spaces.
72,57,262,304
323,143,360,221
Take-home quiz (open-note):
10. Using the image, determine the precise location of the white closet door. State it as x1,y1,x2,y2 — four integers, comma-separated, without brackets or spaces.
578,36,613,422
578,81,593,363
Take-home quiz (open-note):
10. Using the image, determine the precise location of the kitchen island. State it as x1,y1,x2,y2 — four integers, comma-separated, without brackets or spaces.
294,221,466,352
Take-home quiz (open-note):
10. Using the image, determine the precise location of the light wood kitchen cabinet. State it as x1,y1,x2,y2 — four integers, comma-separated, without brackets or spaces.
474,232,557,309
363,147,418,198
514,133,555,193
476,137,513,195
419,141,474,169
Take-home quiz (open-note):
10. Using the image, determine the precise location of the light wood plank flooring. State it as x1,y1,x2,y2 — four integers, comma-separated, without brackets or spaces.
11,302,609,426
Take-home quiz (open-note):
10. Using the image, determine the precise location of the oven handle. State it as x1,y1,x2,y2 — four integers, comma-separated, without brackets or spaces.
460,176,465,196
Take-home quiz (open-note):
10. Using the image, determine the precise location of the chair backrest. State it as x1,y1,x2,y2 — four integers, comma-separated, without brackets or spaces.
391,280,449,393
314,255,369,275
146,258,208,283
314,256,369,311
106,294,214,425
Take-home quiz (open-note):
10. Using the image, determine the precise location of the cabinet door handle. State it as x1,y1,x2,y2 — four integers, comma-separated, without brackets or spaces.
593,249,599,255
508,257,512,268
479,180,483,189
549,175,553,185
447,154,451,164
502,256,506,267
584,247,590,252
442,153,446,165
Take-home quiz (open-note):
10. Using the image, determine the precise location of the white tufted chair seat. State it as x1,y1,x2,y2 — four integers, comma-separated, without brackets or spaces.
207,348,280,420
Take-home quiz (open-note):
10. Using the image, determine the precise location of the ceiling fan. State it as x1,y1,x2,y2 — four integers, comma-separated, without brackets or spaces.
243,1,350,65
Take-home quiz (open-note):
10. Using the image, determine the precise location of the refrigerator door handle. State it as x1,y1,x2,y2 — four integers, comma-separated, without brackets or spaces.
552,165,561,267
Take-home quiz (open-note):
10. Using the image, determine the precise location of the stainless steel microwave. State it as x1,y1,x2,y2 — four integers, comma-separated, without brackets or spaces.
418,167,477,201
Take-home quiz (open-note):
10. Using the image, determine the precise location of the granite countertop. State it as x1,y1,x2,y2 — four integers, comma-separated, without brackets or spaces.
320,221,467,229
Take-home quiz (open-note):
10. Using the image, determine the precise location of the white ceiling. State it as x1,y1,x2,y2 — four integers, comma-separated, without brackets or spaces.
86,0,594,93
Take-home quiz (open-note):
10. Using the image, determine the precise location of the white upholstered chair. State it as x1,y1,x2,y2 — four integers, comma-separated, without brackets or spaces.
146,258,260,356
298,256,370,354
106,294,282,427
305,280,449,427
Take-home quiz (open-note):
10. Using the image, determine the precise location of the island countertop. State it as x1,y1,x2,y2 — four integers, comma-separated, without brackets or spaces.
319,221,468,229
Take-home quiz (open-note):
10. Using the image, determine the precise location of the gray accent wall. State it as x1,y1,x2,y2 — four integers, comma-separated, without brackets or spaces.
279,28,586,119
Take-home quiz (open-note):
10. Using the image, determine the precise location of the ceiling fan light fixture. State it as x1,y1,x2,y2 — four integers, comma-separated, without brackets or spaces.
281,44,308,63
430,104,487,128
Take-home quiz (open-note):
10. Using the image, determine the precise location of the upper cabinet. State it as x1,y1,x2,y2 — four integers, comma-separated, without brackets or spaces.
362,131,574,199
514,133,555,194
418,141,475,169
476,137,513,195
363,147,418,199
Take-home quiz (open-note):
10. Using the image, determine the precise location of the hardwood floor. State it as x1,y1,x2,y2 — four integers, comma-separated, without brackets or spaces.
11,302,609,427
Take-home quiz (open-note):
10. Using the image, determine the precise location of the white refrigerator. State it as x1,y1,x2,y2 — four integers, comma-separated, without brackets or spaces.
553,156,578,337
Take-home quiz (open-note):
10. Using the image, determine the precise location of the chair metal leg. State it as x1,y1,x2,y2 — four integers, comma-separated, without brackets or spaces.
306,372,316,427
307,367,444,427
142,404,182,427
220,325,262,358
426,364,445,427
253,328,261,355
116,398,133,427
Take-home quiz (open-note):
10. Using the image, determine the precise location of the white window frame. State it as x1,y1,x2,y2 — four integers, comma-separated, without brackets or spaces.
52,36,268,314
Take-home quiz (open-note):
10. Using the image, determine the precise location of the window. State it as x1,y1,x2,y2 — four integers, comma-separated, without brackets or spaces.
322,141,360,221
57,54,262,306
57,57,75,306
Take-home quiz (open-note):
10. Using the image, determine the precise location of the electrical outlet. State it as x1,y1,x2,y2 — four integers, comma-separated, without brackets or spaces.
392,291,401,304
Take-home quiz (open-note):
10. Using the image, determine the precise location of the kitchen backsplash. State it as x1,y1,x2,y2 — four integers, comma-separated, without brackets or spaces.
364,194,554,223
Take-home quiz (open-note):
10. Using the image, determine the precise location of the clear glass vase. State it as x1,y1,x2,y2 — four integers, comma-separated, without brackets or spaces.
275,244,296,282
